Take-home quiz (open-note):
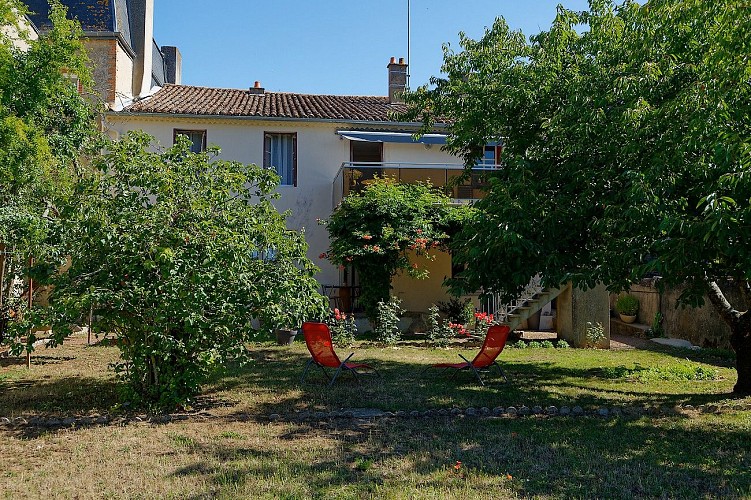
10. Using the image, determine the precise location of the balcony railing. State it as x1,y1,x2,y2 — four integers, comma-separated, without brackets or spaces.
332,162,502,208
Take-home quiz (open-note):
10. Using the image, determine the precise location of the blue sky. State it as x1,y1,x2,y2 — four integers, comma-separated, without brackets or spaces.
154,0,590,96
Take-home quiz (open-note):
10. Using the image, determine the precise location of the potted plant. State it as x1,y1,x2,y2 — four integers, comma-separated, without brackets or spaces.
615,294,639,323
275,326,299,345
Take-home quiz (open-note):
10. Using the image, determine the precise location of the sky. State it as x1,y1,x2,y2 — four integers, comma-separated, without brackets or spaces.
153,0,591,96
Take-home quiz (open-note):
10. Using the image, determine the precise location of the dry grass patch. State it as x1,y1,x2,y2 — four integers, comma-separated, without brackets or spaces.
0,333,749,498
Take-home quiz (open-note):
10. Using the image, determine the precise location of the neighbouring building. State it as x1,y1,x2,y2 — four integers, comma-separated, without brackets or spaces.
21,0,181,109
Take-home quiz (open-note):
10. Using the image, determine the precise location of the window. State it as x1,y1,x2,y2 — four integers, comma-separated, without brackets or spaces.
476,144,503,168
173,129,207,153
264,132,297,186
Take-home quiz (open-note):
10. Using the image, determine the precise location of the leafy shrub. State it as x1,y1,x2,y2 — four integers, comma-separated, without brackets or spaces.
376,296,404,346
512,340,528,349
472,311,495,338
323,178,472,320
427,304,452,347
34,133,327,409
556,340,570,349
328,308,357,347
528,341,542,348
646,312,665,338
585,321,606,348
615,294,639,316
540,340,555,349
437,297,474,324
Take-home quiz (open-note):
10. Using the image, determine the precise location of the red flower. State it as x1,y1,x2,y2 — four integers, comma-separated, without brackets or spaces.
454,461,462,470
362,234,373,240
416,229,423,234
412,263,418,269
372,245,381,252
318,253,327,259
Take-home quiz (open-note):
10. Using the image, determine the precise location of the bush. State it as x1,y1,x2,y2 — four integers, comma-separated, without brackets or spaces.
615,294,640,316
556,340,570,349
540,340,555,349
328,309,357,347
426,304,452,347
512,340,528,349
585,321,606,348
437,297,474,324
375,296,403,346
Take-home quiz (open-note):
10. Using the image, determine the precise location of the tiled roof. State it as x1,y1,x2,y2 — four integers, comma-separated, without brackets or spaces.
122,84,433,123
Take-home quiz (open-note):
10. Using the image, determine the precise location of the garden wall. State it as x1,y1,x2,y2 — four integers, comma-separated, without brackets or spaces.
610,279,741,349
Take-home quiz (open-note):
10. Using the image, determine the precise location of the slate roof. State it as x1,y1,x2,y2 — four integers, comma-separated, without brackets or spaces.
23,0,132,49
123,84,437,123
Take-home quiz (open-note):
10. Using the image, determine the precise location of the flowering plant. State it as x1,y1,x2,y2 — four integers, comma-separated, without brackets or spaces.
327,308,358,347
473,311,495,338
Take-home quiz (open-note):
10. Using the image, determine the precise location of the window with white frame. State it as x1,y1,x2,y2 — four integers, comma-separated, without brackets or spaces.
264,132,297,186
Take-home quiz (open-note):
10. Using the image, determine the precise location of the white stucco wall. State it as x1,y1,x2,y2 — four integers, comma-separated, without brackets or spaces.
4,13,38,51
115,43,134,105
105,114,461,294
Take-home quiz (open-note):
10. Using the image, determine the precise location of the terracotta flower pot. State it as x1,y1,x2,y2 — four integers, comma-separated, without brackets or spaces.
619,314,637,324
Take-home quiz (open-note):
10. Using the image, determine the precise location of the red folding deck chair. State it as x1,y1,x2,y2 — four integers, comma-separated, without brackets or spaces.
430,324,511,386
300,322,380,387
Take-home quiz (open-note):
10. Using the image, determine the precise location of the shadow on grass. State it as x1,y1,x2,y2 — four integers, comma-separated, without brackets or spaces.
162,414,751,499
0,375,120,416
210,346,740,421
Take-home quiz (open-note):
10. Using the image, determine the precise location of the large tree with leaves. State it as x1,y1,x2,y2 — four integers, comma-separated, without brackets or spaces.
30,132,326,408
403,0,751,394
0,0,99,337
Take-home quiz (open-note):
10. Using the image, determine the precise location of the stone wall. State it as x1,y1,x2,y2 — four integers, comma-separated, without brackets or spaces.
83,39,117,106
610,279,740,349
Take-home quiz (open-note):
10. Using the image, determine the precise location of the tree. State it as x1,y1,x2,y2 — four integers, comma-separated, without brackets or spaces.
0,0,99,339
403,0,751,394
323,178,470,320
32,132,326,408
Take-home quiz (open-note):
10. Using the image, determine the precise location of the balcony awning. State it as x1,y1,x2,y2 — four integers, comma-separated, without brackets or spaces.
336,130,448,145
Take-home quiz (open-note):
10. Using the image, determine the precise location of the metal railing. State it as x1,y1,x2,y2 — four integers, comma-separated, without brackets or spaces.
332,161,502,208
482,275,545,323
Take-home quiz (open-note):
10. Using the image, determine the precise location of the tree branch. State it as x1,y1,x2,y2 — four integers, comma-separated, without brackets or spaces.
705,279,741,327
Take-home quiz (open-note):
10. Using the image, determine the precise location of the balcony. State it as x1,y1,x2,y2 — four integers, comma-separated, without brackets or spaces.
332,162,501,208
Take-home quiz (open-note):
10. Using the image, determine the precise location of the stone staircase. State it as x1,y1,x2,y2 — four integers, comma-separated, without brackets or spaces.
483,276,566,332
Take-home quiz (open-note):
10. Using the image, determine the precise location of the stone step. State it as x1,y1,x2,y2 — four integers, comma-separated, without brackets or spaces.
610,318,650,337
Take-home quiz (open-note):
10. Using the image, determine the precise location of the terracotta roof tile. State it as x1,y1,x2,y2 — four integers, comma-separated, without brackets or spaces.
122,84,436,123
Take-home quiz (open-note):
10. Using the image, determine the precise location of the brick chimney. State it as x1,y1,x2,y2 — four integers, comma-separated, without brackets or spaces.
130,0,155,96
388,56,408,103
162,46,182,85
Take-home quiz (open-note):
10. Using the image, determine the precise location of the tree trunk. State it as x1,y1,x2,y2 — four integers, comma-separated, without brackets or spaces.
706,280,751,395
730,324,751,395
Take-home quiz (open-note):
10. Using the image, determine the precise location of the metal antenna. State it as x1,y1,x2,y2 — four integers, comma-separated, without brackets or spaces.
407,0,411,88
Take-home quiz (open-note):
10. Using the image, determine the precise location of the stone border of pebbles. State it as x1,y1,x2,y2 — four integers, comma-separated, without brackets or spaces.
1,403,747,429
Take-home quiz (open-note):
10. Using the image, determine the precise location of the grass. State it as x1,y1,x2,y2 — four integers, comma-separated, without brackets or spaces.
0,332,750,498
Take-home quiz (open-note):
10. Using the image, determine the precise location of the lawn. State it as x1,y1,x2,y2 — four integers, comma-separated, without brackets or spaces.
1,332,750,499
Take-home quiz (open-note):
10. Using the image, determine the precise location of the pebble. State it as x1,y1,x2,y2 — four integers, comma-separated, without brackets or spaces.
46,418,61,427
532,406,543,415
314,412,327,420
409,411,420,418
95,416,109,424
492,407,505,416
480,407,490,415
519,406,530,416
14,417,27,425
572,406,584,416
395,411,407,417
506,406,518,416
597,408,609,417
559,406,571,416
0,417,11,425
437,409,449,416
465,407,477,417
450,408,462,416
546,406,558,415
383,412,395,418
268,414,281,421
610,408,622,417
62,417,76,426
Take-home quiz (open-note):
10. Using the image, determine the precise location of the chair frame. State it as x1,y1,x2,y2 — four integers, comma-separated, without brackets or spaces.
300,322,379,387
428,325,511,386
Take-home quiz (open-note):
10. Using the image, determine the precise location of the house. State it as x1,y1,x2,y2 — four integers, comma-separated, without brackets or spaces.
21,0,501,314
21,0,181,108
104,57,503,313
